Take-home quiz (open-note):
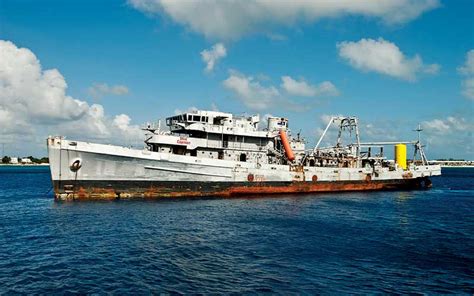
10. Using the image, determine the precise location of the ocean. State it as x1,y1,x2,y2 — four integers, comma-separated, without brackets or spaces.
0,166,473,294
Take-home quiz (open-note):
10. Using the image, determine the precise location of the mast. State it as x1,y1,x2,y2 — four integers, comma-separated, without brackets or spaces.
413,124,428,165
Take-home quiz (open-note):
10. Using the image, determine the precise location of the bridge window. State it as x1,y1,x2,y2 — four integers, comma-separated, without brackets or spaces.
240,154,247,162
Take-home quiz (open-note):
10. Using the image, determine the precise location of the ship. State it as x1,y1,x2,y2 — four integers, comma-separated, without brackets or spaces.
47,110,441,200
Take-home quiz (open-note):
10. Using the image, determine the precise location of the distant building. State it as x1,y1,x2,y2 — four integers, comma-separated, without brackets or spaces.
21,158,32,164
10,157,18,164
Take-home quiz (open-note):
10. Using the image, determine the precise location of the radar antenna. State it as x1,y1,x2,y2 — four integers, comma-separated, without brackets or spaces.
413,123,428,165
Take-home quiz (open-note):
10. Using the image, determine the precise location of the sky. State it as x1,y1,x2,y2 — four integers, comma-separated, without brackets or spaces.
0,0,473,159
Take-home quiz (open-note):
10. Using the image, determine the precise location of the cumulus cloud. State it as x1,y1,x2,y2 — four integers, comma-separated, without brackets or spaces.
421,116,473,157
128,0,439,40
200,43,226,72
337,38,440,81
461,78,474,100
0,40,142,152
422,116,471,134
223,71,338,111
458,50,474,100
88,83,129,99
0,41,88,124
457,50,474,75
223,71,280,110
281,76,339,97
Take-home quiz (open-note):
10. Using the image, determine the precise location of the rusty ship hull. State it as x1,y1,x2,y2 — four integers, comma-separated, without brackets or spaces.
53,179,431,200
47,137,441,201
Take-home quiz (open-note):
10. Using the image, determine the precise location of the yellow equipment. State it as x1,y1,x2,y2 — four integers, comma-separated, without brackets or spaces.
395,144,407,170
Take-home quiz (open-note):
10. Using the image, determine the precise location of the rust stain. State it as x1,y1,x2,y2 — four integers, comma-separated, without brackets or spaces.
247,174,254,182
54,179,425,201
290,165,304,172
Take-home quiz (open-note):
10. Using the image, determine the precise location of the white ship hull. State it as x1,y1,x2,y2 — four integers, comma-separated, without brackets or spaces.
47,137,442,200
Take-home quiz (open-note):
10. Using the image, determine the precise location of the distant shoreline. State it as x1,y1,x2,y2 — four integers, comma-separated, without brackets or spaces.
440,166,474,168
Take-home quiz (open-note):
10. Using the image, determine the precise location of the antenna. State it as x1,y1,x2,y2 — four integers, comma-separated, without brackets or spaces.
414,123,423,143
413,123,428,165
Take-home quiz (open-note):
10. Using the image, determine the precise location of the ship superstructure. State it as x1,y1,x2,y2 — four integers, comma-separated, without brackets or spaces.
47,110,441,200
145,110,304,165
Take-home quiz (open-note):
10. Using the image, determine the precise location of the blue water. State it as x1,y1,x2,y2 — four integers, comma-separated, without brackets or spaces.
0,166,473,294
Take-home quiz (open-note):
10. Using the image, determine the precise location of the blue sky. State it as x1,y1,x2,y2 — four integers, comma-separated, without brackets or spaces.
0,0,473,159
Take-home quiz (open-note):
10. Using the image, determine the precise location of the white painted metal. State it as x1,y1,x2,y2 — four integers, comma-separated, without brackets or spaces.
47,138,441,184
47,110,441,187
